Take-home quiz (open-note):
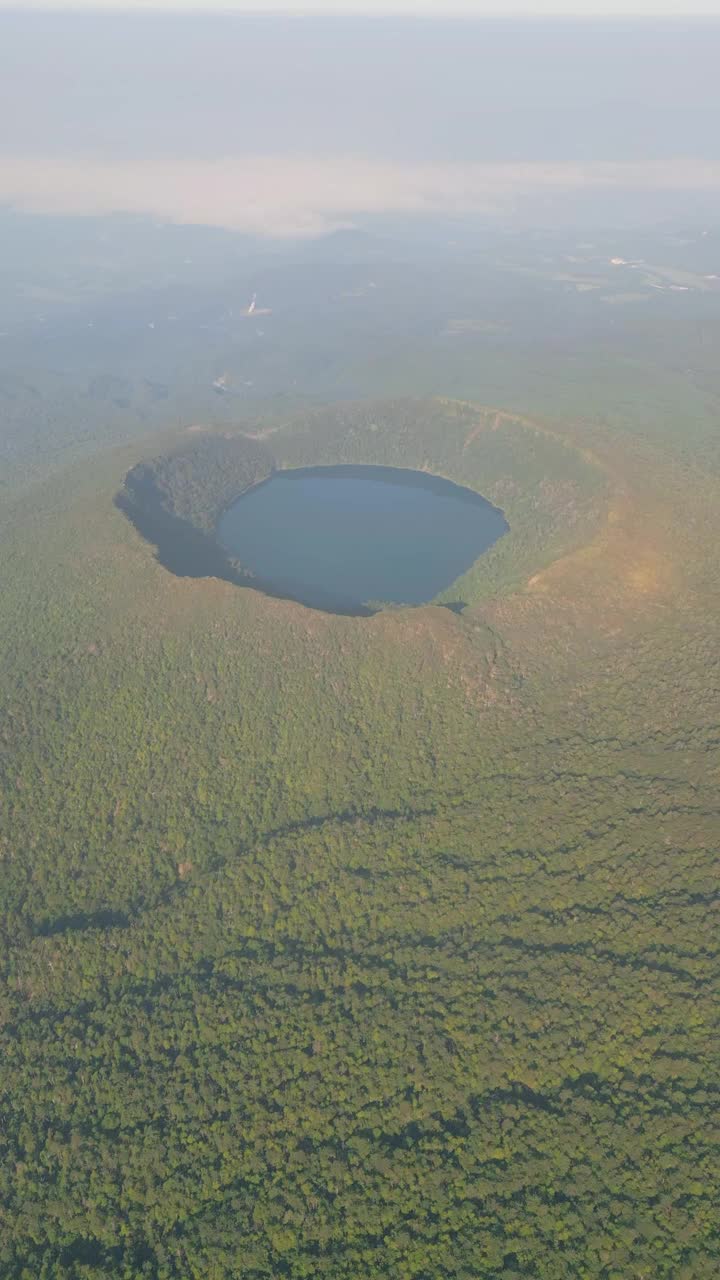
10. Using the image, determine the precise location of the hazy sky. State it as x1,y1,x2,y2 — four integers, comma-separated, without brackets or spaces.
2,11,720,233
6,1,720,12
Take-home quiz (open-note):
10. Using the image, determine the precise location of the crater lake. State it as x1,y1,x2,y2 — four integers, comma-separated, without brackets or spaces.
217,465,508,614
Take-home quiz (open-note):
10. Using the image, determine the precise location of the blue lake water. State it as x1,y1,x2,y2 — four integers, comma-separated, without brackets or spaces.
217,465,508,614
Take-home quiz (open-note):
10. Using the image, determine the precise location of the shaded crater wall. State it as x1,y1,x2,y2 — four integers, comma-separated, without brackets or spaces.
117,433,273,586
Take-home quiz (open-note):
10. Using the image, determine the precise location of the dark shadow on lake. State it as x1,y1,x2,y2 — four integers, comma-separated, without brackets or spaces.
118,463,507,616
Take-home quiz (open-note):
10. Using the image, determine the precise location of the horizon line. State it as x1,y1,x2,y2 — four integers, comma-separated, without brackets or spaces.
3,6,720,19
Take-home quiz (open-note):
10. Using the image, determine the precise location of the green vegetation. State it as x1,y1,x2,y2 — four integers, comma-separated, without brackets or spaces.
119,400,608,606
0,379,718,1278
124,434,273,534
118,434,273,590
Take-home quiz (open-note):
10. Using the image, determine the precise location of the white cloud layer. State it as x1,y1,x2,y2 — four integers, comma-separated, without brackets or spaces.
2,154,720,237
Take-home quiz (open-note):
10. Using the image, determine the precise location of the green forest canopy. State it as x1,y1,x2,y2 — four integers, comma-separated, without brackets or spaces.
0,394,717,1278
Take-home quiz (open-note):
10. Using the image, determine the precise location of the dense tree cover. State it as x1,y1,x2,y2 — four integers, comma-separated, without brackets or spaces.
0,396,718,1277
117,434,273,590
124,436,272,534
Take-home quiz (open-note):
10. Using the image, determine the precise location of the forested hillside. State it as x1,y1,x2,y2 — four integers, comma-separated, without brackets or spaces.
0,391,717,1278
